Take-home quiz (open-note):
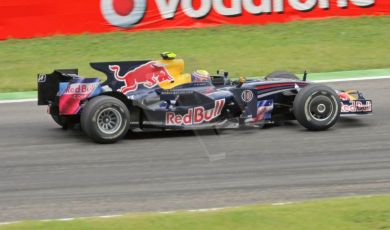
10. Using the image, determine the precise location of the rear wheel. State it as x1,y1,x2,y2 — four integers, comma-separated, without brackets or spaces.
81,96,130,143
51,114,63,127
293,84,341,131
51,114,79,130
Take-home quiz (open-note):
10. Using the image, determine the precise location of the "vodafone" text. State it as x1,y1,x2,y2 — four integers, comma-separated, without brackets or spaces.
101,0,375,28
157,0,375,19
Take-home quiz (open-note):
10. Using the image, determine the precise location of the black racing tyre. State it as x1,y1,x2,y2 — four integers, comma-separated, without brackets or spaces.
81,96,130,144
265,71,300,81
51,114,63,127
293,84,341,131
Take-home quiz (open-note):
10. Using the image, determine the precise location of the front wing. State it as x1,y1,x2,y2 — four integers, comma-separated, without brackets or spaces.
341,99,372,115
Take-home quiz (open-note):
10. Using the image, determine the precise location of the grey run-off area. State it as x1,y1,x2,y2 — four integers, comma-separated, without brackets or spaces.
0,79,389,222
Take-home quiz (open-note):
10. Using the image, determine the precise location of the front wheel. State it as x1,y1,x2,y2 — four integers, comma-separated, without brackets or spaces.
81,96,130,143
293,84,341,131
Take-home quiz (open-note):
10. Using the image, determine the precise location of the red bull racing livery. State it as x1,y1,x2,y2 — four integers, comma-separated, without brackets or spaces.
37,54,373,143
109,61,174,93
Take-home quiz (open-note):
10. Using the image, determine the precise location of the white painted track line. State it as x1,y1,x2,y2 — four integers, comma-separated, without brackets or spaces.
0,98,37,104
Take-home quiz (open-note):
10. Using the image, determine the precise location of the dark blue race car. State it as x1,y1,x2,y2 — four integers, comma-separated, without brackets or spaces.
37,53,372,143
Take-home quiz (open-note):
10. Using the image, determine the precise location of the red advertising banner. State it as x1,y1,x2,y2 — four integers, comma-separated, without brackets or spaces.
0,0,389,40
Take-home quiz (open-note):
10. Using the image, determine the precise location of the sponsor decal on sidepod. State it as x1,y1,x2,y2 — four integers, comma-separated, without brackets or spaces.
241,90,254,103
166,99,225,126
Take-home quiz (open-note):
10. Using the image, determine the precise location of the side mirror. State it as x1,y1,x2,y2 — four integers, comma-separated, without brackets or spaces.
303,70,308,81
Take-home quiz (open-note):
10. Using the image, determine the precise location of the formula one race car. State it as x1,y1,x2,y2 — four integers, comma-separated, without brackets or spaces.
37,53,372,143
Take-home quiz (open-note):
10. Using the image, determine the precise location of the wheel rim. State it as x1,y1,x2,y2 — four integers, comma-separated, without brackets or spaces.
308,95,334,121
97,107,122,134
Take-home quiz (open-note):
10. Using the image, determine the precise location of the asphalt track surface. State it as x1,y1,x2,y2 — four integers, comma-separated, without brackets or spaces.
0,79,389,222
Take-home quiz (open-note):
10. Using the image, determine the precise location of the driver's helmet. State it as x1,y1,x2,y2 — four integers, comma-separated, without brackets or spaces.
191,70,210,82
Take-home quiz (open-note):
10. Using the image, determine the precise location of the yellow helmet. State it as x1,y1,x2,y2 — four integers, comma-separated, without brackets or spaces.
160,52,176,60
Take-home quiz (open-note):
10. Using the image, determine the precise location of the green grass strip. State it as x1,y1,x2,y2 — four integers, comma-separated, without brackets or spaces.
1,195,389,230
1,16,390,93
307,68,390,81
0,91,36,100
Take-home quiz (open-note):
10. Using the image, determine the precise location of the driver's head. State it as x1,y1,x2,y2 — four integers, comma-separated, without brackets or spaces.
191,70,210,82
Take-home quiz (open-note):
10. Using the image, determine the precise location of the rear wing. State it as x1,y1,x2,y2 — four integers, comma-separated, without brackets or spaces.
37,69,78,105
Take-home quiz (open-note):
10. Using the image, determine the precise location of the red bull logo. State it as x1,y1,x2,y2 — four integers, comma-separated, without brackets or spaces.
109,61,174,94
166,99,225,126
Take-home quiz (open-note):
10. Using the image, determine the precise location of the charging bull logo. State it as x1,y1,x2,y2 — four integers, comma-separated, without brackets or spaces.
109,61,174,94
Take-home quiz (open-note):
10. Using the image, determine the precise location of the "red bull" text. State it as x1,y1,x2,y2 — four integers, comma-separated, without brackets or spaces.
166,99,225,126
64,83,96,95
341,101,372,113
